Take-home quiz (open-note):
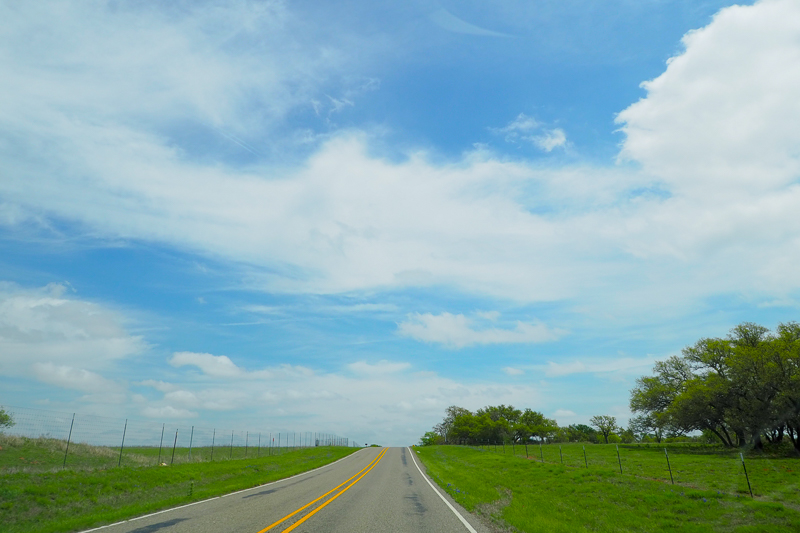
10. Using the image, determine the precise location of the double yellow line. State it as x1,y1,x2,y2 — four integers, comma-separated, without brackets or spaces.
257,448,387,533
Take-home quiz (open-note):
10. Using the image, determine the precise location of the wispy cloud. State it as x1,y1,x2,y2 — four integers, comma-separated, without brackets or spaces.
429,8,512,38
541,357,656,378
397,312,563,349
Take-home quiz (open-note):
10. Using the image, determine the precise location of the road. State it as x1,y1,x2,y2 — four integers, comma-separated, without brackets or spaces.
86,447,491,533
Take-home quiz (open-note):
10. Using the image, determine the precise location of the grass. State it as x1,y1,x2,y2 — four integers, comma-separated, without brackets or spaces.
0,434,358,533
415,444,800,532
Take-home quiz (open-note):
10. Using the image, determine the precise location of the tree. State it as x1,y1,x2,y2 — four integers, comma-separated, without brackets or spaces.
629,414,663,443
419,431,442,446
589,415,618,444
0,408,13,429
435,405,471,443
565,424,596,443
629,321,800,451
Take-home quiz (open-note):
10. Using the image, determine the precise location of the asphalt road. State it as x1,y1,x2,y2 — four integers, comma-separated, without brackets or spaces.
86,447,491,533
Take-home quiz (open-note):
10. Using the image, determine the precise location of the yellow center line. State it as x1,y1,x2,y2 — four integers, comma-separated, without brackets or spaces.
256,448,387,533
280,448,387,532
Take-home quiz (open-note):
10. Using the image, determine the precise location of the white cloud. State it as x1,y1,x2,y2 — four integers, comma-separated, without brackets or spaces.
398,312,563,349
0,282,146,375
542,357,655,378
502,367,525,376
168,352,272,380
32,362,118,393
532,128,567,151
142,406,198,419
138,380,180,393
348,360,411,375
617,0,800,196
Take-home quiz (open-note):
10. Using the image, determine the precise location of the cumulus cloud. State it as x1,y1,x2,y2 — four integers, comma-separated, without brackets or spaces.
502,367,525,376
617,0,800,195
532,128,567,151
397,312,563,349
32,362,118,393
0,282,146,374
168,352,272,379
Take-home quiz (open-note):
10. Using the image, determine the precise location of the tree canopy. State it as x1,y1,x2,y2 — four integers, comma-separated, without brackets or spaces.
630,321,800,451
0,408,13,429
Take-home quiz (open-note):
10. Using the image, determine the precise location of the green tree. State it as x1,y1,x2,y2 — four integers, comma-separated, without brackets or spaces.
419,431,442,446
565,424,596,442
0,408,13,429
589,415,618,444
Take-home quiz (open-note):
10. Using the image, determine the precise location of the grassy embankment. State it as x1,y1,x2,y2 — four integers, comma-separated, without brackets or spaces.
415,443,800,532
0,433,358,533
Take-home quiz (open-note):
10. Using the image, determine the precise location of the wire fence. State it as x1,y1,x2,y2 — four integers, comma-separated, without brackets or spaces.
0,404,356,471
450,439,800,499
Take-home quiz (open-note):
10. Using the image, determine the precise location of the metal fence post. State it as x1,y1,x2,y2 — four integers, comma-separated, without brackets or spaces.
740,453,754,498
258,433,261,457
211,428,216,461
616,444,622,474
118,419,128,467
665,448,674,484
62,413,75,469
230,430,234,459
583,445,588,468
171,429,179,465
245,431,249,458
189,426,194,461
157,423,165,465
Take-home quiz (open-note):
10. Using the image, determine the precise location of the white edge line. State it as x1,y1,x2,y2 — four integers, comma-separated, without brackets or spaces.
407,447,478,533
78,448,367,533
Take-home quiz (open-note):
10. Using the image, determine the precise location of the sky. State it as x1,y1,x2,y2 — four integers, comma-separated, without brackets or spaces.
1,0,799,446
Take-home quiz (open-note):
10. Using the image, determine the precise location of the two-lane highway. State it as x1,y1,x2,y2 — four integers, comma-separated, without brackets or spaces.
85,447,490,533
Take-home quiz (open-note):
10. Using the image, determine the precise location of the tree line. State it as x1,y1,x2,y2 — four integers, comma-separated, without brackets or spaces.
630,322,800,452
420,405,632,446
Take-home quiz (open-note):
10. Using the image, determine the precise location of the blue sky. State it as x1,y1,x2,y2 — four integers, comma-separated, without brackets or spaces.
2,0,800,446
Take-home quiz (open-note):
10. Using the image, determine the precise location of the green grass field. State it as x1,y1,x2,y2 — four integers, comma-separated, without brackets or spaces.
0,433,358,533
415,444,800,532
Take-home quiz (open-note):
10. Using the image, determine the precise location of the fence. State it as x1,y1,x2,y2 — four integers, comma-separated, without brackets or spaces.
453,439,799,499
0,405,355,471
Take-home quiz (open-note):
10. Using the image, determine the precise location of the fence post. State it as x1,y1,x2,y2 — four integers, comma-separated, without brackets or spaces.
269,433,272,456
189,426,194,461
171,429,179,465
245,431,249,458
540,442,543,462
63,413,75,469
157,423,165,465
559,445,563,465
616,444,622,474
740,453,754,498
525,443,528,458
664,448,674,484
230,430,234,459
258,433,261,457
118,419,128,467
583,445,588,468
211,429,215,461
